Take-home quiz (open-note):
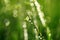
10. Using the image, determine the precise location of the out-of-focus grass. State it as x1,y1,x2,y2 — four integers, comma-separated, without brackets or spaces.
0,0,60,40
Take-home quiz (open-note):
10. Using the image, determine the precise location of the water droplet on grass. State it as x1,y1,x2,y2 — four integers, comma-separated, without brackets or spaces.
13,9,18,17
31,22,33,24
25,16,29,21
4,19,10,27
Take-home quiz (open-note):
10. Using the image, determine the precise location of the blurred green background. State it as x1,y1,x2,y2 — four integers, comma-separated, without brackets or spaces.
0,0,60,40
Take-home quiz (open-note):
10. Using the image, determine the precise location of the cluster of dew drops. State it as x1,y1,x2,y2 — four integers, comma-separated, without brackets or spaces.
25,15,46,40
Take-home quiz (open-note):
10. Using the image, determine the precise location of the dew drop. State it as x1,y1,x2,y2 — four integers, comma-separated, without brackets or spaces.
13,9,18,17
23,22,26,28
4,19,10,27
29,20,31,22
31,22,33,24
38,36,40,38
40,37,42,40
49,33,51,37
30,3,34,7
25,16,29,21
